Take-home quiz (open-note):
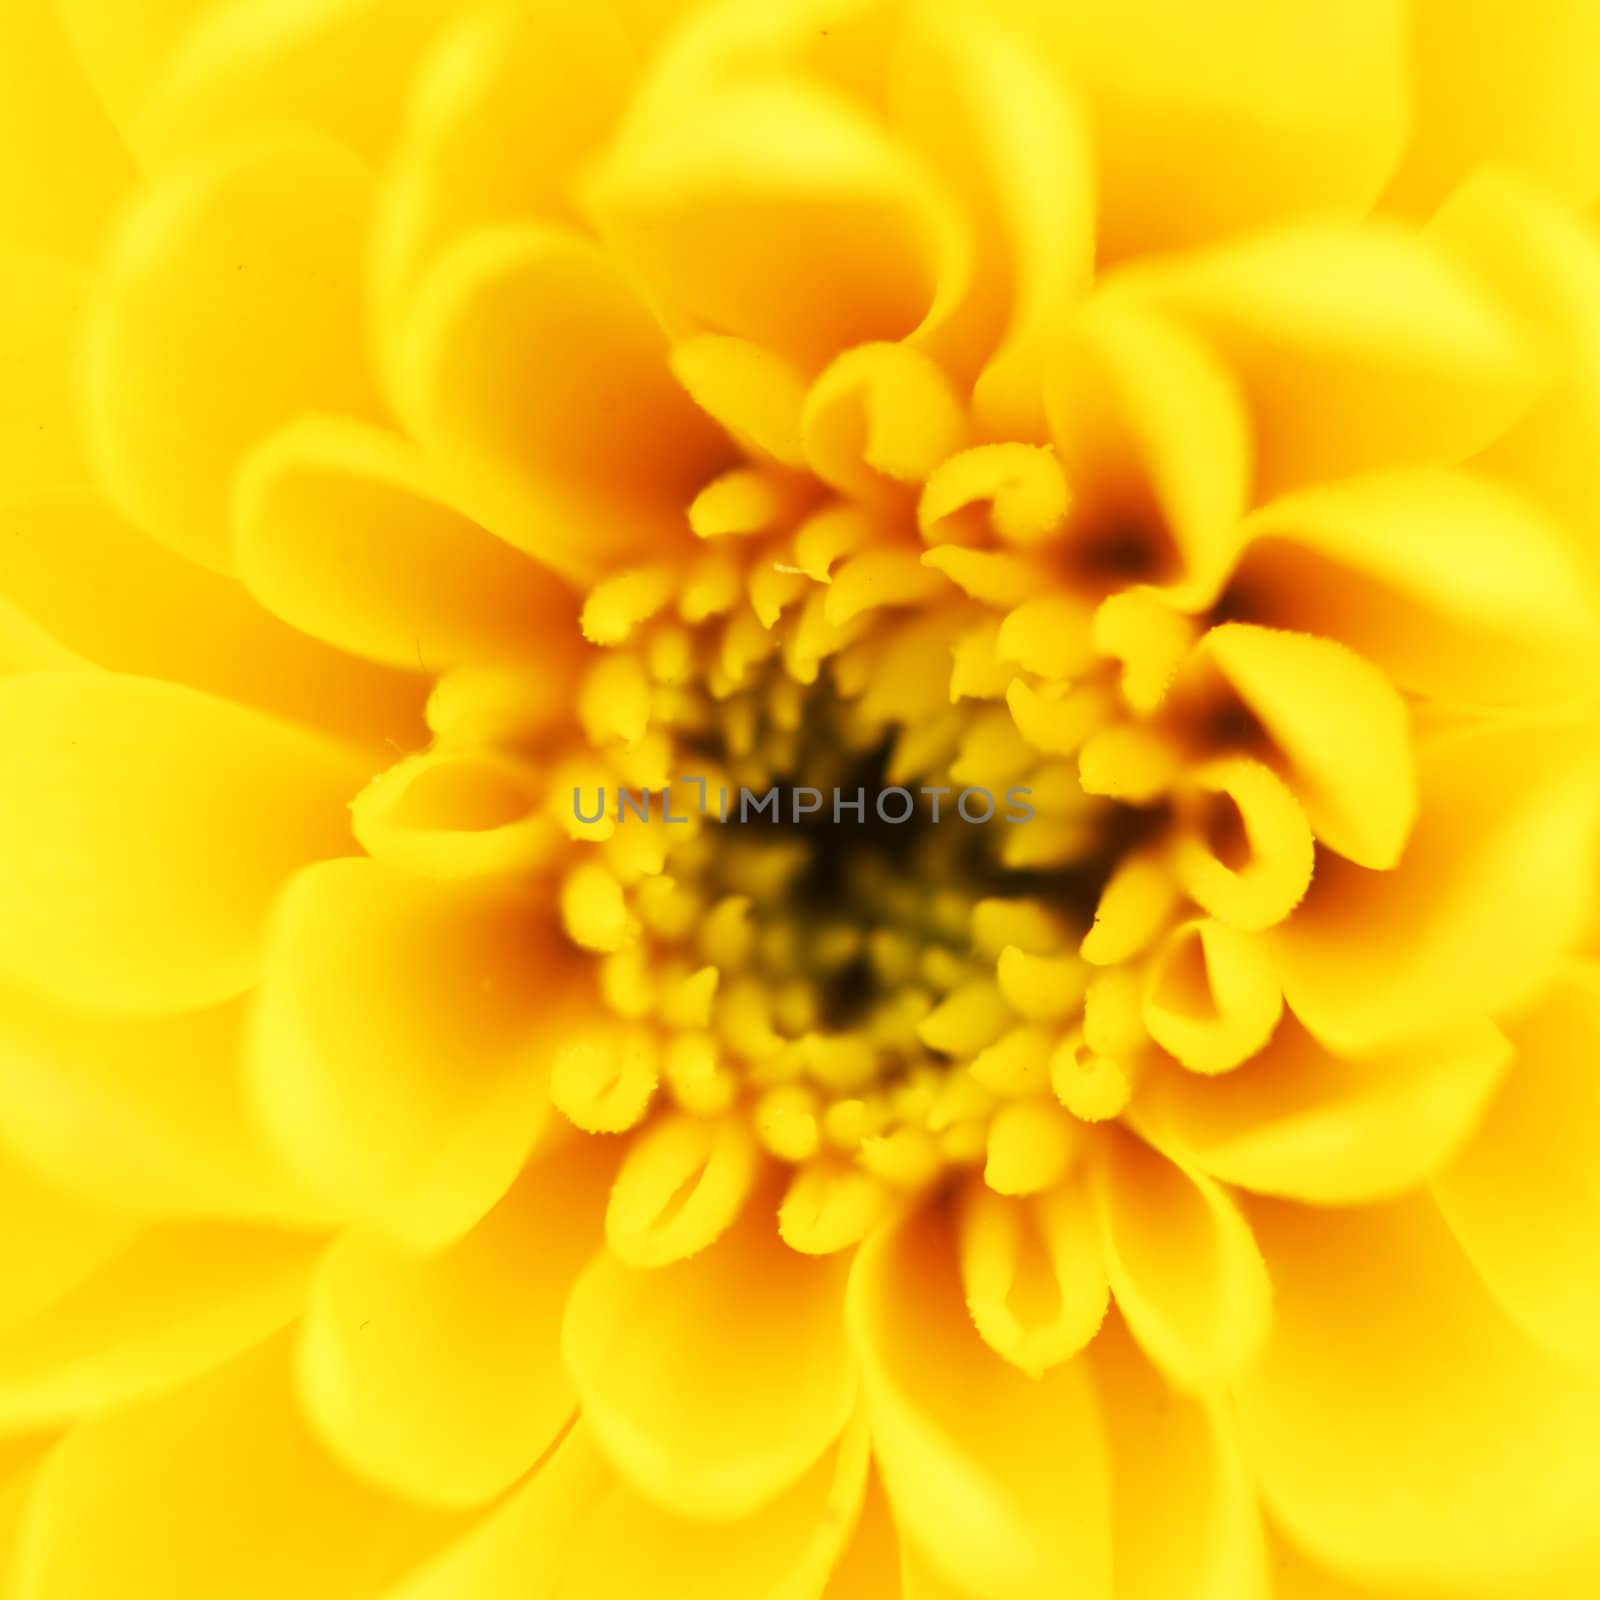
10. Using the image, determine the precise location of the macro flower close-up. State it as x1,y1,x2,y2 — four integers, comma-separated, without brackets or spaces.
5,0,1600,1595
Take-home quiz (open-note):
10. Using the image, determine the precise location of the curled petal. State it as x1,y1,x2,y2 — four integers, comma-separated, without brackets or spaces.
957,1178,1109,1377
1197,623,1415,871
1143,918,1284,1077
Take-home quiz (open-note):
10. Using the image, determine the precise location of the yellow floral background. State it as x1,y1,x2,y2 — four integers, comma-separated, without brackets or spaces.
4,0,1600,1596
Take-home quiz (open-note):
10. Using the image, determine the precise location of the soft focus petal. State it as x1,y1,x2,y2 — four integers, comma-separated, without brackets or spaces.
131,0,466,168
1386,0,1600,214
0,1221,314,1432
1109,222,1545,497
588,75,966,373
299,1135,612,1508
1434,967,1600,1363
1,488,424,747
1275,717,1600,1055
847,1203,1112,1600
1091,1313,1267,1600
373,1,635,327
1239,1195,1600,1590
1197,623,1414,870
1047,299,1253,607
236,415,576,672
0,1152,133,1330
1135,1014,1512,1205
390,223,731,582
17,1332,459,1600
385,1417,869,1600
890,3,1094,431
0,986,328,1224
0,249,91,502
85,129,383,572
562,1194,855,1520
1090,1129,1270,1391
0,672,365,1015
985,0,1408,260
0,0,135,259
1234,469,1600,705
250,859,559,1249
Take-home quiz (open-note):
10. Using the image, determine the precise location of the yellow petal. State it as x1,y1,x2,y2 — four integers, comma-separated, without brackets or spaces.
1444,168,1600,566
298,1136,612,1509
588,76,965,372
670,335,809,468
1386,0,1600,214
372,1,634,327
1143,919,1284,1077
1198,623,1414,870
53,0,212,152
890,4,1094,432
1137,1013,1511,1205
1091,1130,1271,1391
386,1417,868,1600
351,747,559,883
250,860,556,1249
0,986,328,1224
132,0,468,169
958,1179,1109,1377
0,488,424,748
1275,717,1600,1055
0,1220,314,1431
1172,757,1315,933
85,130,383,572
1235,469,1600,704
1435,968,1600,1362
1239,1195,1600,1590
236,416,574,673
0,671,364,1015
985,0,1406,260
803,342,965,504
1110,222,1544,496
0,247,91,501
604,1111,762,1267
20,1332,457,1600
847,1205,1112,1600
1090,1313,1268,1600
1047,298,1252,607
0,1150,133,1330
390,222,729,583
0,1,134,259
562,1198,855,1519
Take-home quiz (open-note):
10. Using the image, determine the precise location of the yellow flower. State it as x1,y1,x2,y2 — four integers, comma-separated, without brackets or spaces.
4,0,1600,1596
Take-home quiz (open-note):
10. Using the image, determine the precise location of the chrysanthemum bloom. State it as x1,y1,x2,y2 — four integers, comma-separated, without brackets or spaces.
4,0,1600,1595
